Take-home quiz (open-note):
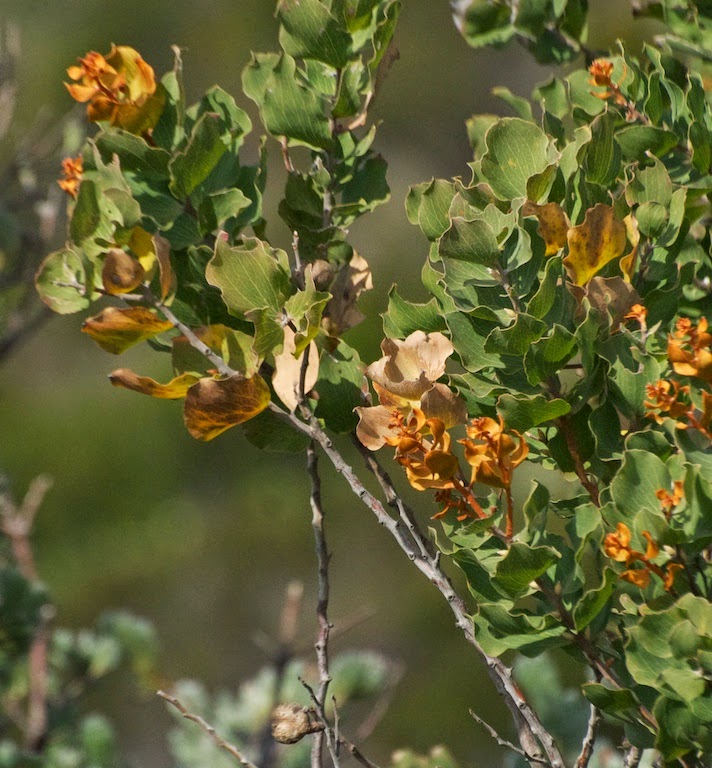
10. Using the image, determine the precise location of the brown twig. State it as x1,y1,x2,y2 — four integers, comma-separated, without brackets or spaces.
575,704,600,768
623,744,641,768
158,690,260,768
555,415,600,506
299,677,341,768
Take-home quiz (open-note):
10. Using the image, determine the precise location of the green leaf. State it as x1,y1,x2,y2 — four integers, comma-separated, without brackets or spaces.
523,323,576,385
497,393,570,432
485,314,547,357
492,543,560,599
96,130,170,180
206,238,292,317
284,272,331,354
474,604,567,656
573,568,617,631
582,682,638,713
445,311,504,372
382,286,447,338
278,0,353,68
583,111,621,187
405,179,457,242
480,118,553,200
610,450,671,517
616,126,678,161
438,217,500,266
34,248,92,314
242,53,332,151
169,112,228,198
314,341,364,433
198,188,251,234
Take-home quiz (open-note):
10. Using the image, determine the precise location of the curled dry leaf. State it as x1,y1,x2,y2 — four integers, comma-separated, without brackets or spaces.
366,330,454,401
102,248,146,295
570,276,640,326
355,404,400,450
564,203,627,286
272,326,319,411
109,369,201,399
81,306,173,354
322,252,373,336
183,374,271,441
420,383,468,428
522,201,569,256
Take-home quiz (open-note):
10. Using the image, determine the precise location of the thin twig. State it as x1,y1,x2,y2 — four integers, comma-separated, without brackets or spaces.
299,678,341,768
575,705,600,768
307,443,335,768
158,690,260,768
469,708,538,762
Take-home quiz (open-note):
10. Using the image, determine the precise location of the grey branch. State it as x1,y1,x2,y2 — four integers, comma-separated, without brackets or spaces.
575,705,600,768
307,442,337,768
158,690,260,768
142,300,564,768
469,708,538,762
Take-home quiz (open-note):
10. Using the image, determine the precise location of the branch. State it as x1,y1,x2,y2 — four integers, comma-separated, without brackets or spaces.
575,705,600,768
469,708,540,763
136,296,563,768
270,405,563,768
623,744,641,768
307,442,336,768
299,678,341,768
158,690,260,768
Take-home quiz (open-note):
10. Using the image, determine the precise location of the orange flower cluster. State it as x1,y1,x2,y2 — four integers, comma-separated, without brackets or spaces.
65,45,164,134
668,316,712,382
588,58,627,107
603,522,682,590
645,379,712,439
58,154,83,198
387,410,528,536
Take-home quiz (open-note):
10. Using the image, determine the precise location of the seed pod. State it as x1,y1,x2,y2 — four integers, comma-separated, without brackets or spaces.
270,703,323,744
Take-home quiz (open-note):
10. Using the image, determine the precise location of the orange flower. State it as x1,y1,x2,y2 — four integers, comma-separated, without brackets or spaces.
58,154,83,198
644,379,689,424
667,316,712,382
656,481,684,517
460,416,529,490
604,522,633,562
624,303,647,325
604,522,678,592
588,58,614,87
65,45,164,134
588,58,627,107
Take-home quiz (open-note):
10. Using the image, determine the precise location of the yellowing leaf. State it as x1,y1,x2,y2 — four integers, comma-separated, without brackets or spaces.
154,234,176,301
564,204,627,286
522,201,569,256
109,368,201,398
128,226,158,272
183,374,271,441
101,248,146,294
81,306,173,354
620,214,640,282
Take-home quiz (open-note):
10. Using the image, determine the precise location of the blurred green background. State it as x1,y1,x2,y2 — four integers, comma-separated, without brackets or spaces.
0,2,660,765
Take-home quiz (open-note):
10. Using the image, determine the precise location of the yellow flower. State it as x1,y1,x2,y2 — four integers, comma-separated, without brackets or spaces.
65,45,164,134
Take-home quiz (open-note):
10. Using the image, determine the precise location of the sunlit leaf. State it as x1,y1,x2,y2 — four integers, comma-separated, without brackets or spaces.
564,203,627,286
183,374,271,441
81,307,173,354
109,369,201,399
